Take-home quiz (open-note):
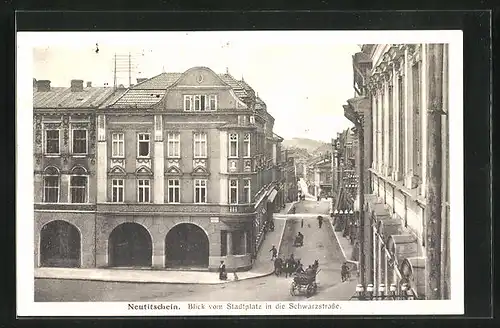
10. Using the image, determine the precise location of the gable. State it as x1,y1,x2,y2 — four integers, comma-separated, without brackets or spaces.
109,166,126,175
166,166,182,175
135,165,153,176
173,67,228,88
192,165,209,176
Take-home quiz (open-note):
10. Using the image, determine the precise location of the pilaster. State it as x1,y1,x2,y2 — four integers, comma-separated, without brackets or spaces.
153,115,164,204
96,114,107,202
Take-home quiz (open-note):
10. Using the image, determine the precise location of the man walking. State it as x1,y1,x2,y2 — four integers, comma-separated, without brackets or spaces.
218,261,227,280
317,216,323,228
269,245,278,261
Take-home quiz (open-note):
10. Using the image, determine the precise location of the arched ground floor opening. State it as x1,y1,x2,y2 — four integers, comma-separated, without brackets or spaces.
40,220,81,268
165,223,209,268
108,222,152,267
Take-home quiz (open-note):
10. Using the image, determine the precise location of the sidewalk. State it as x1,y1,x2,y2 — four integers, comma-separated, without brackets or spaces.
35,206,291,285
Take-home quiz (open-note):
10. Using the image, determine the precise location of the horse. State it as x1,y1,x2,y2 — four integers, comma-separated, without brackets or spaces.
284,257,298,278
312,259,319,272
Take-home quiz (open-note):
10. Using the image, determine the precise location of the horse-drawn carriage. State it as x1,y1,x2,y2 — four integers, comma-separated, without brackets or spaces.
290,269,320,296
293,233,304,247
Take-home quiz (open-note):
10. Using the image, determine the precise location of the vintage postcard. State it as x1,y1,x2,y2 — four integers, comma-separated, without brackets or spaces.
16,30,464,316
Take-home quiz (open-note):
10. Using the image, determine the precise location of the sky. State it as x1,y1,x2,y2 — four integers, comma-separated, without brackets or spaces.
32,31,362,142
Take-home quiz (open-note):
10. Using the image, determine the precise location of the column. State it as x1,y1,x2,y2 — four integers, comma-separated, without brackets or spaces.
153,115,164,204
392,65,399,180
383,81,390,176
152,236,164,268
61,174,70,202
227,231,233,256
372,94,377,170
420,44,428,197
243,231,248,254
372,228,378,286
377,91,384,173
219,131,228,204
403,48,412,187
425,43,444,300
96,114,107,202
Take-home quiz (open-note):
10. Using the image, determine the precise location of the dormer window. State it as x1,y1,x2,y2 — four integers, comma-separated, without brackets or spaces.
184,94,218,111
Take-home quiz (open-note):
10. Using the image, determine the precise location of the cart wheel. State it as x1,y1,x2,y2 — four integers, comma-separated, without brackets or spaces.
290,282,297,296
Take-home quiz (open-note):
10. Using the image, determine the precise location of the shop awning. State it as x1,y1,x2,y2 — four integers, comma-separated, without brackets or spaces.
267,189,278,203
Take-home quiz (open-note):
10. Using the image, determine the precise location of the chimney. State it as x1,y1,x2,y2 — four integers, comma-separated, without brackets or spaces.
71,79,84,92
36,80,51,92
136,78,147,84
86,81,92,88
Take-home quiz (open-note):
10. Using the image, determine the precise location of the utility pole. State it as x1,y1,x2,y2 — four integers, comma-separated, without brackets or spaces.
425,43,444,300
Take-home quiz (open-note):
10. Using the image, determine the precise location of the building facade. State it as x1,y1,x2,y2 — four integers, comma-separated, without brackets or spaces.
345,44,450,299
34,67,285,272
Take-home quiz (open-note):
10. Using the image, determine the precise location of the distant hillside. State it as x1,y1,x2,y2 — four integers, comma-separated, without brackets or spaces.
312,143,333,157
282,138,327,153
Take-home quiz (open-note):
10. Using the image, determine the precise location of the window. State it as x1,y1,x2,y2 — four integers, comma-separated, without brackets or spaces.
111,179,124,203
208,95,217,111
72,129,87,155
193,132,207,158
229,179,238,204
243,133,251,157
249,116,255,124
412,62,422,180
111,133,125,157
70,176,87,203
43,167,59,203
167,179,180,203
229,133,238,157
243,179,251,203
137,179,151,203
137,133,150,157
45,130,60,154
194,179,207,203
167,133,180,158
184,95,193,111
398,76,405,179
194,95,201,111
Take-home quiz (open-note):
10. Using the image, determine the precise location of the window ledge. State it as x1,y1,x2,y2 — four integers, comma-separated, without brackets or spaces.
44,154,61,158
71,154,88,158
193,156,208,159
111,156,126,159
369,168,427,207
137,157,151,160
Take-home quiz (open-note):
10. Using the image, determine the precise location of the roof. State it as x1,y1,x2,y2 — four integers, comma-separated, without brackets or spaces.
132,73,183,89
103,69,262,110
34,87,121,109
106,89,167,109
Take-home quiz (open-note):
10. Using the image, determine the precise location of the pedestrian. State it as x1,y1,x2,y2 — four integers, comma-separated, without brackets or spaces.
317,216,323,228
301,219,304,228
269,245,278,261
219,261,227,280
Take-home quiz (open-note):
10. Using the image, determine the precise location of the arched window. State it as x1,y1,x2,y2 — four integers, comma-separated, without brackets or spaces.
43,166,60,203
70,166,88,203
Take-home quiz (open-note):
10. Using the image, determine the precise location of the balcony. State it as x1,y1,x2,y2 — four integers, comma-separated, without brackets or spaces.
96,203,256,215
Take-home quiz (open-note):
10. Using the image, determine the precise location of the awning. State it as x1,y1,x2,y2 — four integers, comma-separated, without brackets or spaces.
267,189,278,203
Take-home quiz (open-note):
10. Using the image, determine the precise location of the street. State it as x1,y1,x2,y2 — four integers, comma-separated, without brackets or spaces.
35,200,354,302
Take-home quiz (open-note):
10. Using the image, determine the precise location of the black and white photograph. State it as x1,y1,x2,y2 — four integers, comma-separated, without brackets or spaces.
16,30,464,316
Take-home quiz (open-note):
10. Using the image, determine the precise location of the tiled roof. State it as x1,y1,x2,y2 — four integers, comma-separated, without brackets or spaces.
132,73,183,89
34,87,120,109
255,97,266,110
219,74,249,99
106,89,167,109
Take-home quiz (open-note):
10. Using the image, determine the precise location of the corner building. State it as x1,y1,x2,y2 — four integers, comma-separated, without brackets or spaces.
34,67,285,272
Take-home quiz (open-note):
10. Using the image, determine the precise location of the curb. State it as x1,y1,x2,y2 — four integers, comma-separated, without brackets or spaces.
329,219,359,269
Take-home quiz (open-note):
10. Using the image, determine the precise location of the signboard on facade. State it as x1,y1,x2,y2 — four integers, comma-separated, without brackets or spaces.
210,217,219,223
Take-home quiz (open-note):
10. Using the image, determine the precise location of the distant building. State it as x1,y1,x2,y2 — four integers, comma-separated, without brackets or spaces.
34,67,286,272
